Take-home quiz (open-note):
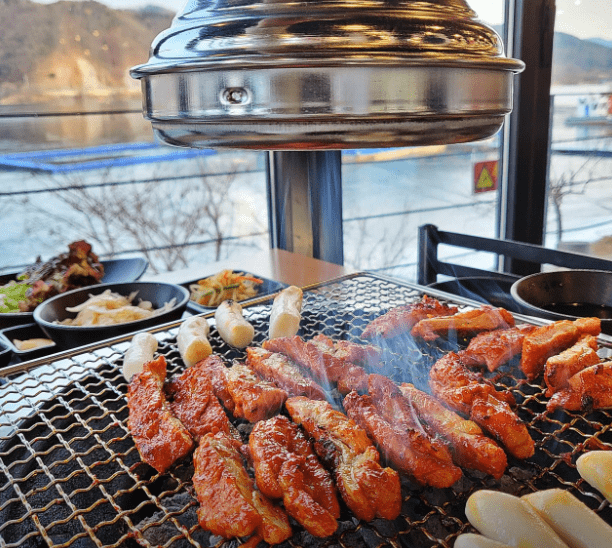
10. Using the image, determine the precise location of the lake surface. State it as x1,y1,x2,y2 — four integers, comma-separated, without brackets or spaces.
1,87,612,280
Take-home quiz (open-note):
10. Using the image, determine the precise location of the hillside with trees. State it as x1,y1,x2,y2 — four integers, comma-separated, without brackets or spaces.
0,0,173,102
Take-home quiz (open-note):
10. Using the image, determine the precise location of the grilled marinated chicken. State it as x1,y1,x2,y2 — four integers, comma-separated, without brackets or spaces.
429,352,534,460
520,317,600,380
263,336,369,394
226,362,288,422
411,306,515,342
249,415,340,537
193,432,292,543
166,360,233,442
245,346,327,400
397,382,507,479
460,324,537,372
361,294,459,340
547,361,612,412
544,334,600,397
312,334,382,369
343,390,463,488
285,396,402,522
127,356,194,473
194,354,236,413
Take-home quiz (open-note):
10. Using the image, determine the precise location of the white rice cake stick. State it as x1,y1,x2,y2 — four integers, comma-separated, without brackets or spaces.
123,332,158,380
465,489,570,548
522,488,612,548
269,285,303,339
576,451,612,504
177,316,212,367
215,299,254,349
454,533,512,548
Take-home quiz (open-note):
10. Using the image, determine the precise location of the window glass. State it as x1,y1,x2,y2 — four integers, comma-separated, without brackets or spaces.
544,0,612,260
0,1,268,275
341,1,508,282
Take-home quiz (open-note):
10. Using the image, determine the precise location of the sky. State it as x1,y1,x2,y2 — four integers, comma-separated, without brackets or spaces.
33,0,612,40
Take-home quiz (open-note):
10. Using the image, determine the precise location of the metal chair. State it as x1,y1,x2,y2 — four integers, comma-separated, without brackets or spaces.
417,224,612,286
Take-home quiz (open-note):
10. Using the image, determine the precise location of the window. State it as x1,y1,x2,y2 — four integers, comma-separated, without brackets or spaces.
543,0,612,261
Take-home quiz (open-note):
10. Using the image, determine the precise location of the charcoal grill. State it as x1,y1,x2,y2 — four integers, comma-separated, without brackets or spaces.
2,273,612,548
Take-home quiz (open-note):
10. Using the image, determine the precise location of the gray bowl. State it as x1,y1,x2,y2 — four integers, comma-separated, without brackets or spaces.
510,269,612,334
33,282,189,350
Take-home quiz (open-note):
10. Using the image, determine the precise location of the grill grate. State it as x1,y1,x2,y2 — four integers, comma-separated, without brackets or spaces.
2,273,612,548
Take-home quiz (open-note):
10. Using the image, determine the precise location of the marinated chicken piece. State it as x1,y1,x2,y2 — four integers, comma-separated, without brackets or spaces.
343,390,462,488
547,361,612,412
227,362,288,422
195,354,236,413
397,382,508,479
245,346,327,400
127,356,194,473
263,336,369,394
411,306,515,342
520,318,601,381
544,334,600,397
285,396,402,522
460,324,537,372
429,352,516,410
429,352,534,460
312,334,382,369
193,432,292,543
166,360,233,442
250,415,340,537
361,294,459,340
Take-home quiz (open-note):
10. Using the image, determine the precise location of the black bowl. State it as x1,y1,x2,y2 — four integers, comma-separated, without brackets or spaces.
0,337,12,369
0,323,58,362
0,257,148,330
511,269,612,334
33,281,189,350
182,271,286,314
428,276,525,314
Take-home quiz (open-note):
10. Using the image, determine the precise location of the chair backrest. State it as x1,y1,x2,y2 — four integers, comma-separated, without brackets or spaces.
417,224,612,286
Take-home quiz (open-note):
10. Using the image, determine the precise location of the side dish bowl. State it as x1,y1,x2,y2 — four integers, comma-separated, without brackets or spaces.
183,270,286,314
510,269,612,334
0,257,149,330
33,281,189,350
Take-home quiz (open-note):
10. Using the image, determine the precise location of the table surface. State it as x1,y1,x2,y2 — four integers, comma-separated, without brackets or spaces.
141,248,353,287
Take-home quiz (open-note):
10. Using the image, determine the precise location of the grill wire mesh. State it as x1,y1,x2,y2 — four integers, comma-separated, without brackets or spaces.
2,273,612,548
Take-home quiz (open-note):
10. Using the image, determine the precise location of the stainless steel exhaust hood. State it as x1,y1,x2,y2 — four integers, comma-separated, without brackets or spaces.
130,0,525,150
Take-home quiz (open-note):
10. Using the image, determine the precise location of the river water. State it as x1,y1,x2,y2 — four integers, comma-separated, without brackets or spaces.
1,88,612,280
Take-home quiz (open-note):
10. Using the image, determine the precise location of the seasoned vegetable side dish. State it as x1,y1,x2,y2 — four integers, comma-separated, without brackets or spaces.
0,240,104,313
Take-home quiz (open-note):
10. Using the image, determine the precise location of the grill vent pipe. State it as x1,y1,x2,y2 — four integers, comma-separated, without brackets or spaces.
131,0,525,150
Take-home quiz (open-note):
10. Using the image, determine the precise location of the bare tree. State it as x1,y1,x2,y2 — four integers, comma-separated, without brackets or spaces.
548,156,602,244
18,155,265,273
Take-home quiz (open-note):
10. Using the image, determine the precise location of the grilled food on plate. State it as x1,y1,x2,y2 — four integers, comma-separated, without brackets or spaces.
122,331,158,380
177,316,212,367
215,299,255,348
285,396,402,522
576,450,612,504
193,432,292,543
465,490,569,548
127,356,194,473
246,346,328,400
361,294,458,339
249,415,340,537
269,285,303,339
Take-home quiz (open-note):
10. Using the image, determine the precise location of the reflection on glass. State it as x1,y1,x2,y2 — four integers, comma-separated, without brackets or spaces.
545,0,612,260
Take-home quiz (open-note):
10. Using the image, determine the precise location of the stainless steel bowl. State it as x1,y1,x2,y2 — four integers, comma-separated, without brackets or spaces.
130,0,524,150
510,269,612,334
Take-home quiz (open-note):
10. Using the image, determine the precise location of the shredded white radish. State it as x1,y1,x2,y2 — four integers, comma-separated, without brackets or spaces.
59,289,176,326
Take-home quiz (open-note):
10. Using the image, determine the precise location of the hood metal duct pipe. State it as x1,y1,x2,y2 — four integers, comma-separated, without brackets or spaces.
131,0,524,264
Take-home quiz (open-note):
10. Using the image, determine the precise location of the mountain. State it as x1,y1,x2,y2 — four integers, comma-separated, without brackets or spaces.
0,0,174,102
0,1,611,103
587,38,612,49
552,32,612,85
